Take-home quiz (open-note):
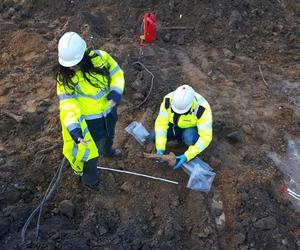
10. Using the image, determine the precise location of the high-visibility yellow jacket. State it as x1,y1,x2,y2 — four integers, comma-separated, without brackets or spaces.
57,49,125,175
155,92,212,161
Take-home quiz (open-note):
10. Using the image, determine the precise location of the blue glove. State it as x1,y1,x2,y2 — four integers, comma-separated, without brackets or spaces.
156,150,165,155
174,154,187,169
69,128,83,144
107,90,122,105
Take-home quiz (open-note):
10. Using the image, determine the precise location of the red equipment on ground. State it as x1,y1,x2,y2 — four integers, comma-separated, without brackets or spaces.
140,12,156,44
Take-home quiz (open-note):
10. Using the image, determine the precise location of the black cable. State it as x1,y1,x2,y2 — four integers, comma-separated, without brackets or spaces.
36,157,65,239
122,61,155,114
21,157,65,244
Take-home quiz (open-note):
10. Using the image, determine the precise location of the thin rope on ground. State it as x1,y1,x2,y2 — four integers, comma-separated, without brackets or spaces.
97,166,178,185
21,157,66,244
124,61,155,112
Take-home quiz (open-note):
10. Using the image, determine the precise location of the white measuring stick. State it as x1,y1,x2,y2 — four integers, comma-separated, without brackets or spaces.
97,166,178,185
287,190,300,201
287,191,300,201
287,188,300,198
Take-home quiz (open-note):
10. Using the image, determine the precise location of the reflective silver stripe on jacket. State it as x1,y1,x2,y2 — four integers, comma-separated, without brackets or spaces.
110,86,123,94
195,140,207,151
67,123,81,132
82,148,90,162
58,87,109,101
72,144,78,163
197,122,212,130
82,127,89,137
78,116,84,123
109,65,121,77
83,107,113,120
156,130,167,137
159,110,168,118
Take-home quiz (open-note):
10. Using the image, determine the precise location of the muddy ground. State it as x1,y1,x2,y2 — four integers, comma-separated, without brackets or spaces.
0,0,300,249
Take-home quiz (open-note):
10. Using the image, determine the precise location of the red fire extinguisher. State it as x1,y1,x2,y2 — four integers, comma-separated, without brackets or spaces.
140,12,156,44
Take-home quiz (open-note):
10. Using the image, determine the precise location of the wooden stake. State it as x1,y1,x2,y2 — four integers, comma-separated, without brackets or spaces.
160,26,194,30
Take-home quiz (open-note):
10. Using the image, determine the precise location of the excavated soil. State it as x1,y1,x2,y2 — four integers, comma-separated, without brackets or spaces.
1,0,300,249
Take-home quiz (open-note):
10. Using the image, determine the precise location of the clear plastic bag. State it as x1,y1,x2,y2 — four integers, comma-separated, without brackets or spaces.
268,139,300,211
182,157,216,192
125,121,150,145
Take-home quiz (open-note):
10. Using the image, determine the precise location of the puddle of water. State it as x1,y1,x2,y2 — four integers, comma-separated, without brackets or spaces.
268,139,300,211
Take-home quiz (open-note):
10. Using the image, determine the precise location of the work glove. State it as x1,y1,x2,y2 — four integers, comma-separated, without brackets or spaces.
107,90,122,106
69,128,83,144
156,150,165,155
174,154,187,170
77,138,91,146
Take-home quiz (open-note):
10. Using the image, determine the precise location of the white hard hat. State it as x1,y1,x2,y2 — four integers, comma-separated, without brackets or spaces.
171,85,195,114
58,32,87,67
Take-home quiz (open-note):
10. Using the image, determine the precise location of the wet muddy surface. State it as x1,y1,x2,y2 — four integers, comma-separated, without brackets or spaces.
0,0,300,249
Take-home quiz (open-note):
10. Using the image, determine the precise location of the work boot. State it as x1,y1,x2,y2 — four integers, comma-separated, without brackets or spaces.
84,180,103,191
96,138,121,157
104,148,122,157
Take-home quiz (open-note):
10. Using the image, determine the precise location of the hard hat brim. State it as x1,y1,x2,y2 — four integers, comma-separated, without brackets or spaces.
171,103,192,114
58,54,84,67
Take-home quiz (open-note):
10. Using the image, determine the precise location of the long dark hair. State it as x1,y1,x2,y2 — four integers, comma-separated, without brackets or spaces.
57,49,110,93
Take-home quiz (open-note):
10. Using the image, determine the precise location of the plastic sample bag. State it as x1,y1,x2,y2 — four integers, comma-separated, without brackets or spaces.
268,139,300,211
182,157,216,192
125,121,150,145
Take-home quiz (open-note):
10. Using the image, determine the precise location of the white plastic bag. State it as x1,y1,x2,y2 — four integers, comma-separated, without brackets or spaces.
183,157,215,192
125,121,150,145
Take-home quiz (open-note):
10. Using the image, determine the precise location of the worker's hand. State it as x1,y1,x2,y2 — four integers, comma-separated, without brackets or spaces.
109,99,117,108
107,90,121,106
156,150,165,155
155,150,165,163
174,154,187,169
77,138,91,146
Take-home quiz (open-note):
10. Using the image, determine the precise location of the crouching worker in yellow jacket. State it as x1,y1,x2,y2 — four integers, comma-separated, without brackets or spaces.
56,32,125,190
150,85,212,169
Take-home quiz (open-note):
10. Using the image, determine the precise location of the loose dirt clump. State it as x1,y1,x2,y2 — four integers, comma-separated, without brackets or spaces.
0,0,300,249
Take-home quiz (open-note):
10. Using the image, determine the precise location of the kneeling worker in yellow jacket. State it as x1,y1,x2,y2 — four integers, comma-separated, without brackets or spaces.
56,32,125,190
150,85,212,169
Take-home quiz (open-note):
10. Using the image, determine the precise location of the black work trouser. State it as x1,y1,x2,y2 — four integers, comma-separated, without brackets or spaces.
81,107,118,187
81,158,99,187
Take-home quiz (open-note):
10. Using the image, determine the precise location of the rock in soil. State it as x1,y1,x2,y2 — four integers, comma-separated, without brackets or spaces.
226,131,242,143
223,48,235,59
59,200,75,218
253,216,277,230
229,10,242,28
120,182,132,193
162,33,172,42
